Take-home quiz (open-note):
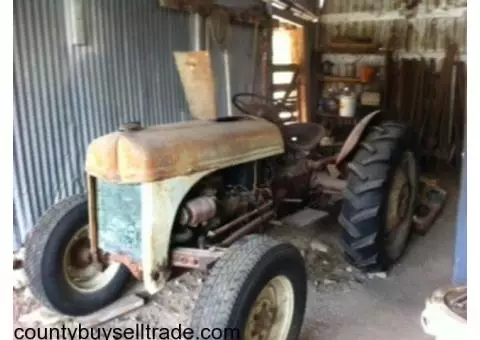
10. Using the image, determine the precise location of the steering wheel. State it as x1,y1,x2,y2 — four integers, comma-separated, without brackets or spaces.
232,93,289,123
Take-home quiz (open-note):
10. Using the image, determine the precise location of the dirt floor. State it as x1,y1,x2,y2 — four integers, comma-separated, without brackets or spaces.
13,174,459,340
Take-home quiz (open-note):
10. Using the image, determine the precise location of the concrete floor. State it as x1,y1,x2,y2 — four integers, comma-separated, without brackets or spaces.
300,175,459,340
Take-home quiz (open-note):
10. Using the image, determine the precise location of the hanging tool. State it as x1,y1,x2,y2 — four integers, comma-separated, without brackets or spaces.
459,12,466,53
430,19,438,51
206,9,233,116
437,19,449,51
249,21,260,93
449,18,458,49
421,19,430,51
349,0,355,12
405,23,414,52
425,0,432,12
377,0,384,16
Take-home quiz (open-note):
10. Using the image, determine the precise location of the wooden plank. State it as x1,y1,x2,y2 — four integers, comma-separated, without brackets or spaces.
87,176,98,255
78,295,145,328
272,64,300,72
321,43,383,55
273,83,296,92
19,307,68,327
282,208,329,228
319,75,366,84
174,51,216,120
19,295,145,328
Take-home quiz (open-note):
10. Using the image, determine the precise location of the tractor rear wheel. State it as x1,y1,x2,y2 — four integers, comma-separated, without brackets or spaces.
339,122,419,272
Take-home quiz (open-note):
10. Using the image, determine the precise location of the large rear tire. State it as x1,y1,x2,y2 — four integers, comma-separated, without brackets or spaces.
191,235,307,340
339,122,419,272
24,194,132,316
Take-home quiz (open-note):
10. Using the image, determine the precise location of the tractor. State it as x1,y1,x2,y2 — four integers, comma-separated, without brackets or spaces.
24,51,418,340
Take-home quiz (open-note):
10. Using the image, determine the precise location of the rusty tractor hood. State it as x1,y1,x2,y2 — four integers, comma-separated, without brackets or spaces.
85,118,284,184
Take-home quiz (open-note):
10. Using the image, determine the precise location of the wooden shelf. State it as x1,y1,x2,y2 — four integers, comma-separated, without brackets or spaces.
317,42,387,55
318,75,366,84
317,111,358,119
320,49,387,56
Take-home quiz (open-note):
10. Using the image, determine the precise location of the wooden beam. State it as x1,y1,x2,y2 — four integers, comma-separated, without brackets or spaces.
272,63,299,72
157,0,272,28
273,84,294,91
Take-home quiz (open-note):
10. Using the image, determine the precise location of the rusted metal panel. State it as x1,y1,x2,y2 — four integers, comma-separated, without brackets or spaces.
174,51,217,120
87,176,99,260
85,119,285,184
335,110,381,165
171,247,225,270
107,253,143,280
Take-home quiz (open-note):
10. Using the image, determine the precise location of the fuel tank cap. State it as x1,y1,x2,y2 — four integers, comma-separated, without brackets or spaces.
119,121,143,132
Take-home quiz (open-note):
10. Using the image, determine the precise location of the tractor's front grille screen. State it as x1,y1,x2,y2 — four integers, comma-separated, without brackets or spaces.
97,181,142,262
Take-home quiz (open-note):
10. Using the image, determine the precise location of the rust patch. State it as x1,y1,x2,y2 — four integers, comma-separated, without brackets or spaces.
107,254,143,280
171,247,224,270
85,119,284,184
69,238,93,269
87,176,98,261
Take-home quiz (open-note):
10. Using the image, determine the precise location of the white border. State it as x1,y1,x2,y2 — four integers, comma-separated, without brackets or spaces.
6,1,475,339
466,1,476,338
3,0,13,338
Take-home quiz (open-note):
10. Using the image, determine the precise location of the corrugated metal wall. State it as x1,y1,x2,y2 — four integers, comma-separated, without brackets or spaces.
229,25,263,96
209,23,264,116
13,0,266,249
13,0,192,249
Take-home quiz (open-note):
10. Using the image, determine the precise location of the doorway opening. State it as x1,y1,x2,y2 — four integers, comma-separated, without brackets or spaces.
271,22,306,124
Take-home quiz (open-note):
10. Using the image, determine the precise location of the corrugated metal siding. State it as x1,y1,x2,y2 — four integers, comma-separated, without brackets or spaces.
210,23,264,117
13,0,191,249
229,25,263,95
210,43,229,117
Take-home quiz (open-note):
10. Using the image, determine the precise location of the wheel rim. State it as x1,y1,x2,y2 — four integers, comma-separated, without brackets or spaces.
63,226,121,293
385,151,417,259
244,275,295,340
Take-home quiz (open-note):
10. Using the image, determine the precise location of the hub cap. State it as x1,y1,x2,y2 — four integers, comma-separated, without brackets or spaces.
385,151,416,260
245,275,295,340
63,226,121,293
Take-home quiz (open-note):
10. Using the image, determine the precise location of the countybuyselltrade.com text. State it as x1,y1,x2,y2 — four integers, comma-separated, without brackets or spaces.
14,323,241,340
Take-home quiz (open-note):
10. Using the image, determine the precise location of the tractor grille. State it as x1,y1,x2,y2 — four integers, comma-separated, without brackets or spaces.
97,181,142,262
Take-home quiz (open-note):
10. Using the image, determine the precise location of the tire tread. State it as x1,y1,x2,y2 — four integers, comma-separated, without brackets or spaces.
339,121,416,271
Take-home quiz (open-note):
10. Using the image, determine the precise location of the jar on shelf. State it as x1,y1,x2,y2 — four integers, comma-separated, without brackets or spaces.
338,87,357,118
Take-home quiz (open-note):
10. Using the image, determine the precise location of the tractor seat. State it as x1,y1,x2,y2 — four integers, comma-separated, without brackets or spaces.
281,123,326,152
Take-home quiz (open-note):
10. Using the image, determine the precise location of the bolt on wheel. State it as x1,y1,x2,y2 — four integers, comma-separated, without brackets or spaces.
63,226,121,293
245,275,295,340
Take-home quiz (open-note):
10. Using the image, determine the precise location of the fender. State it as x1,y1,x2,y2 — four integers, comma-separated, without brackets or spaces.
140,169,216,294
335,110,382,166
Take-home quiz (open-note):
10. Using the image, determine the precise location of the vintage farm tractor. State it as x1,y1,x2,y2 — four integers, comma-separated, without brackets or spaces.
24,52,418,339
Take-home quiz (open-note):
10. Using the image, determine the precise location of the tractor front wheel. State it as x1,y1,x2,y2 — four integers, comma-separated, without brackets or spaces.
191,235,307,340
339,122,419,272
24,194,132,316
